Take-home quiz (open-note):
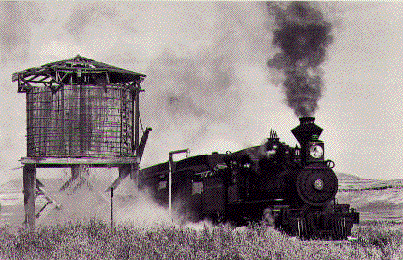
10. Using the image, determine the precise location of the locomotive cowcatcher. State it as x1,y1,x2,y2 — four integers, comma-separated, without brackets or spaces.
139,117,359,239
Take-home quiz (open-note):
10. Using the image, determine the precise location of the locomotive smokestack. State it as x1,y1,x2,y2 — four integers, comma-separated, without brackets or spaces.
291,116,322,146
291,116,323,164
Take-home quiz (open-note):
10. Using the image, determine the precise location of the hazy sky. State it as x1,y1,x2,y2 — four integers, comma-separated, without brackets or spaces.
0,1,402,184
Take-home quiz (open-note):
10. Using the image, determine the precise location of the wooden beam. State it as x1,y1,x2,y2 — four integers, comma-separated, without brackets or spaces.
23,164,36,230
20,156,139,167
55,70,60,82
27,79,49,84
12,72,19,82
44,81,57,94
35,180,61,219
26,75,40,81
55,70,70,84
18,75,22,92
106,71,110,84
135,86,140,153
20,78,34,92
32,75,52,83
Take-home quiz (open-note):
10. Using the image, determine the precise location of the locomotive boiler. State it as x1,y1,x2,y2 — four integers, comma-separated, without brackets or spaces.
139,117,359,239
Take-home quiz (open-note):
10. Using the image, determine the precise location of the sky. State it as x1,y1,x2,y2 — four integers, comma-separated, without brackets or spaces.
0,1,402,184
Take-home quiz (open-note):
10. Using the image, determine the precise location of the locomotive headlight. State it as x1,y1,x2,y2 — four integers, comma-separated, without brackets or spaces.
313,179,324,190
309,144,323,158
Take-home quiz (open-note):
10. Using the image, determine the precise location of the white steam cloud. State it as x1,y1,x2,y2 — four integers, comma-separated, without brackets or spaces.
0,2,335,224
35,176,207,229
1,1,275,171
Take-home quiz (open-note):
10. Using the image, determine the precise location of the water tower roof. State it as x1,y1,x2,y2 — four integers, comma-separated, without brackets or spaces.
13,55,146,92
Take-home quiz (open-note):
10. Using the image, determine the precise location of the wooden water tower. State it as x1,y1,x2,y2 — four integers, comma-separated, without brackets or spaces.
12,55,151,229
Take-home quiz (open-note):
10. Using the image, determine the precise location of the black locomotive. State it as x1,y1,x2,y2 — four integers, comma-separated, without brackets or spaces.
139,117,359,239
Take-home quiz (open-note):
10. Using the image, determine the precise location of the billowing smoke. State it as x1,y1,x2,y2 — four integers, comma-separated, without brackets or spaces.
142,47,240,156
267,2,333,117
136,2,269,164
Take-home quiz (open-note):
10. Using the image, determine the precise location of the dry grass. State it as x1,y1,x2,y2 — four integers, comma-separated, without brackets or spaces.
0,220,402,260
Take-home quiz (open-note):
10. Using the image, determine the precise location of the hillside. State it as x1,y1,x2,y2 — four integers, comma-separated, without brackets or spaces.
0,179,22,194
336,172,403,222
336,172,403,191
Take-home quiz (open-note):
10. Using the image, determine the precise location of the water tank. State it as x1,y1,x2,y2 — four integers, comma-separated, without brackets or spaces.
13,55,146,158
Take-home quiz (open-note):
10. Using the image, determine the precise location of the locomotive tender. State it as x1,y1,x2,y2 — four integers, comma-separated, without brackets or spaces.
139,117,359,239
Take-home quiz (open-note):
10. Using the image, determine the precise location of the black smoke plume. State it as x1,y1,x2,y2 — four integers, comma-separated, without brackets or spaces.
267,2,333,117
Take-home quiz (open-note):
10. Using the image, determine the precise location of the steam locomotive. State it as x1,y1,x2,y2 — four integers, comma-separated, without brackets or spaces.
139,117,359,239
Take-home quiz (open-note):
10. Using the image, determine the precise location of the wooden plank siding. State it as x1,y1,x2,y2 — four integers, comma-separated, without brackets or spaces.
25,83,135,158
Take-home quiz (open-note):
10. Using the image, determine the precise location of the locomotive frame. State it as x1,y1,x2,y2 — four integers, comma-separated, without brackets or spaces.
139,117,359,239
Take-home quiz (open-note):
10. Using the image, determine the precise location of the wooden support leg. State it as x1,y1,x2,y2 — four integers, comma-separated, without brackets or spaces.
119,164,131,179
106,164,131,192
60,165,79,191
23,164,36,230
129,163,139,185
71,164,80,179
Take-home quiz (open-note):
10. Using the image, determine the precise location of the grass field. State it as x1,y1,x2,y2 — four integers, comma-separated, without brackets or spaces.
0,220,402,260
1,176,402,259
